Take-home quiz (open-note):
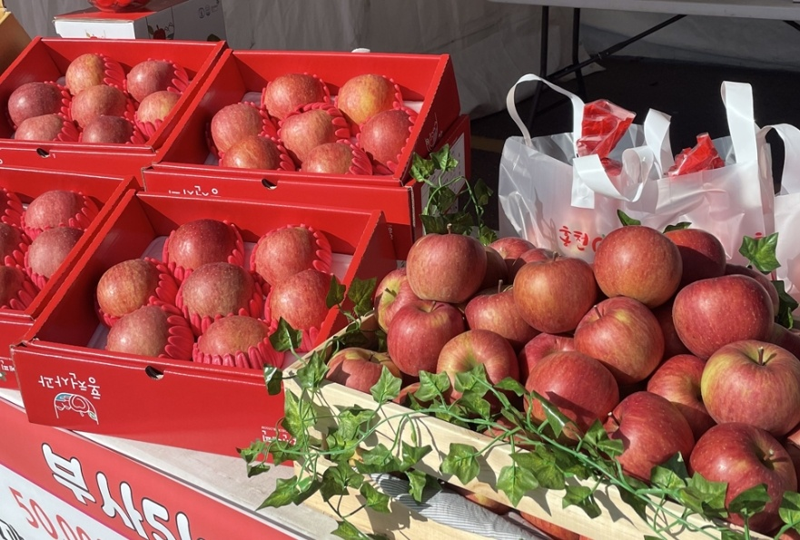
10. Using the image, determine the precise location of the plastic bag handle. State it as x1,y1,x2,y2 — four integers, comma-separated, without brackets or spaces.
721,81,758,165
644,108,674,175
505,74,585,151
761,123,800,195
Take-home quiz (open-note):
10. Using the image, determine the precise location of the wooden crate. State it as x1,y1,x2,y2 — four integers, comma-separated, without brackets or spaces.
284,315,766,540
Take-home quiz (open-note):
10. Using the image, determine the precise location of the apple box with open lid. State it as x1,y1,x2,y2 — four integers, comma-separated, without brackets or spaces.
0,167,134,389
12,191,396,457
0,37,225,185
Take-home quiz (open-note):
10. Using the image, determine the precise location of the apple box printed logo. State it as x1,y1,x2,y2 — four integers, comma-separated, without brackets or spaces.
424,115,440,153
54,393,98,424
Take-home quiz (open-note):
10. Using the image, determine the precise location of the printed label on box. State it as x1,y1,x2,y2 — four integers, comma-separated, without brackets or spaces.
37,372,102,424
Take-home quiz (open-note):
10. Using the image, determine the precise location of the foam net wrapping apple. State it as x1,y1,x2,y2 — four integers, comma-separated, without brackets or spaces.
207,102,278,160
20,190,100,241
95,257,180,328
667,133,725,177
0,189,25,228
192,315,282,369
161,219,246,283
6,81,73,129
249,224,333,288
0,265,38,311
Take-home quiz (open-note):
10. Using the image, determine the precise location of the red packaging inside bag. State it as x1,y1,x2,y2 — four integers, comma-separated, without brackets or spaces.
668,133,725,177
576,99,636,159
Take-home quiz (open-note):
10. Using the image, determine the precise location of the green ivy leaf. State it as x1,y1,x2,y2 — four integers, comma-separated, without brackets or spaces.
663,222,692,233
729,483,770,519
337,406,374,441
720,531,746,540
355,444,402,475
420,214,448,235
497,463,538,506
473,178,494,208
650,454,689,491
619,487,648,521
414,371,451,402
283,390,316,440
531,391,572,439
406,470,441,503
258,476,302,509
513,448,566,490
370,366,402,404
445,211,475,237
239,440,265,464
779,491,800,532
411,153,436,182
739,233,781,274
440,444,480,485
360,482,391,513
617,210,641,227
563,485,601,518
430,186,458,215
263,366,283,396
551,447,590,480
431,144,458,172
270,318,302,353
401,443,432,471
266,437,295,465
325,428,356,464
347,277,377,317
677,473,729,519
479,224,499,246
326,275,347,309
495,377,526,397
457,390,492,420
296,351,329,391
321,461,363,501
331,520,365,540
581,421,622,458
773,279,798,329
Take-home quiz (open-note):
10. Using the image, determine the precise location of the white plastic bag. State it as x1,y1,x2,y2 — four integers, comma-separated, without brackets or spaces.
498,75,772,264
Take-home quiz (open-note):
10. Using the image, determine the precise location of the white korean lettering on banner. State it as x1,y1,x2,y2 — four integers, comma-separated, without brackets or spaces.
40,446,197,540
0,462,127,540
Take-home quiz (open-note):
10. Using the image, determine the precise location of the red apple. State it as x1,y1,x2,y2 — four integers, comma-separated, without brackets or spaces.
303,142,358,174
701,340,800,436
513,254,597,334
374,268,411,331
593,226,682,308
7,82,63,126
81,115,133,144
507,247,555,281
387,302,464,376
106,305,172,358
167,218,238,271
196,315,270,357
65,53,108,95
646,354,714,440
405,229,487,304
0,266,27,308
268,268,330,330
14,114,67,142
436,329,519,404
359,109,412,168
126,59,175,103
605,391,695,482
326,347,401,394
464,283,537,351
71,85,128,129
479,246,508,291
378,279,432,333
652,299,690,360
394,383,423,407
179,262,256,319
664,228,726,287
96,258,161,318
210,103,265,154
725,263,780,313
768,323,800,360
673,275,774,359
786,427,800,490
574,297,664,385
27,227,82,279
518,333,575,383
690,423,796,533
489,237,536,274
279,109,339,164
252,225,326,285
24,190,84,231
526,351,619,441
220,135,282,170
336,74,396,126
262,73,327,120
135,90,180,124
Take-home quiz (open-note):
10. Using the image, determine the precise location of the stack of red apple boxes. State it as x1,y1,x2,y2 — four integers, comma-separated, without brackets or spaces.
12,190,396,456
0,37,225,185
0,168,134,390
144,49,466,257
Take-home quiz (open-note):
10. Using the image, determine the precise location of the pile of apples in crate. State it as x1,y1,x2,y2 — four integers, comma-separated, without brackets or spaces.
95,218,333,367
208,73,412,175
7,52,190,143
328,224,800,535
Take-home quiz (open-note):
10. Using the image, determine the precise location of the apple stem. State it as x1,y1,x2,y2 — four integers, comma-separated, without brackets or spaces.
594,306,601,318
758,347,765,366
446,223,453,235
497,280,504,294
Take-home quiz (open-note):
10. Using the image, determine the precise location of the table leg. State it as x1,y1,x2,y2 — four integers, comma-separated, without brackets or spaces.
573,8,586,99
526,5,549,129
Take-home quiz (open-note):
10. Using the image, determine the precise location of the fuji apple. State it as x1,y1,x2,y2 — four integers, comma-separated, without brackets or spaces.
263,73,327,120
220,135,282,170
253,226,325,285
7,82,63,127
360,109,412,169
336,74,396,126
197,315,270,357
126,59,175,103
27,227,82,279
96,258,161,318
71,85,128,129
268,268,330,330
14,114,67,142
65,53,108,95
210,103,264,154
167,219,237,271
106,305,172,358
24,190,84,231
135,90,179,124
180,262,255,318
303,142,356,174
280,109,338,164
81,115,134,144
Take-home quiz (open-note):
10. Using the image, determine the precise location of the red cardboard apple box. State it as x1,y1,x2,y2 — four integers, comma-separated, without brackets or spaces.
0,37,225,185
149,49,464,257
11,191,397,457
0,167,133,390
147,114,471,258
